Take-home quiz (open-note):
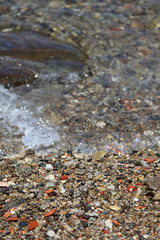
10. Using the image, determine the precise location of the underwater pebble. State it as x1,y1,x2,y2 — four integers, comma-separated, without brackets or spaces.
92,151,106,161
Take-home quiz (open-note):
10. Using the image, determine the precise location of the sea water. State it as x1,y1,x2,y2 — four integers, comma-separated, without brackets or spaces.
0,84,60,151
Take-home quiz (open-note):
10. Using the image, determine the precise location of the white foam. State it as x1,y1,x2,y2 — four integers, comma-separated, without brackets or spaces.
0,85,60,150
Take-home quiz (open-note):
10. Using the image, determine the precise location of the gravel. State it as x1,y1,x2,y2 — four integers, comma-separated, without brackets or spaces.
0,149,159,239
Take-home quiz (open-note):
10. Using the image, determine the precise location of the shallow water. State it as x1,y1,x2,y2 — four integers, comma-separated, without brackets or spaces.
0,0,160,155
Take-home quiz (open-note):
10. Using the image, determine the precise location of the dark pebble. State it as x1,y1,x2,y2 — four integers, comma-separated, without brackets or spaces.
69,188,74,196
19,221,28,228
65,213,72,218
81,220,88,228
38,162,46,167
146,192,154,199
0,210,5,217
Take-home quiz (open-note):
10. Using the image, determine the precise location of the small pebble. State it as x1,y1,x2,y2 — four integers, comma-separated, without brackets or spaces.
105,219,113,231
153,191,160,200
46,230,55,237
46,164,53,171
28,220,38,230
109,205,121,211
92,151,106,161
45,174,56,182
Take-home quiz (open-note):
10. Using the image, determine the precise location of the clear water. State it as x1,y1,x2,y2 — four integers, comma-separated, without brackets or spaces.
0,0,160,155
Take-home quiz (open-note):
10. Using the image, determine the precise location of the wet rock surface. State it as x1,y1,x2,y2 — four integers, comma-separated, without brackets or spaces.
0,31,87,86
0,64,37,87
0,31,87,62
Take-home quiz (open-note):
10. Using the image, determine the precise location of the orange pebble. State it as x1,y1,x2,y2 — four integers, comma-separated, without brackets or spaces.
127,185,136,192
10,227,14,234
110,219,120,226
144,157,155,163
45,189,54,194
19,230,28,235
7,217,18,221
3,211,12,218
28,220,38,230
61,175,68,180
44,208,56,217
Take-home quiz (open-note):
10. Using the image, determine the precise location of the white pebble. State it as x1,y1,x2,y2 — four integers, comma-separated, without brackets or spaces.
134,197,139,201
46,230,55,237
143,130,154,136
45,174,56,182
107,184,115,190
105,219,113,231
46,164,53,171
96,121,106,128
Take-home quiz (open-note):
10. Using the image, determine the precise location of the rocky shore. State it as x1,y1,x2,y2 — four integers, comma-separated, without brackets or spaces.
0,0,160,239
0,149,160,239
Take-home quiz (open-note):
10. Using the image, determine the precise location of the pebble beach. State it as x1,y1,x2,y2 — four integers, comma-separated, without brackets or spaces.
0,0,160,239
0,149,160,239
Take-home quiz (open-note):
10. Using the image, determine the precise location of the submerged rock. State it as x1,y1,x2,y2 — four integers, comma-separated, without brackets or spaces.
0,31,88,62
0,65,38,87
0,30,87,86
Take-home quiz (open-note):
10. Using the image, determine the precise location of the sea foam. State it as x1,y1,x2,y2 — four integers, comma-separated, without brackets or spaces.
0,85,60,150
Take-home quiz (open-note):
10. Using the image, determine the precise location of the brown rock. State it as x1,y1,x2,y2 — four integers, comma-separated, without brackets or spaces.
0,65,38,86
145,176,160,191
0,31,88,62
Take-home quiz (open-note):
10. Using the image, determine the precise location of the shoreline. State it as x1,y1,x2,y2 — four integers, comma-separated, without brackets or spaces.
0,148,159,239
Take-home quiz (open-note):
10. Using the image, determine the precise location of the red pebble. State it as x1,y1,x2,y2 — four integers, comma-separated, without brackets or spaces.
61,175,68,180
144,157,155,163
136,183,144,186
7,217,18,221
138,205,146,209
28,220,38,230
127,185,136,192
110,27,122,31
19,230,28,235
110,219,120,226
102,228,109,234
10,227,14,234
100,191,104,195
